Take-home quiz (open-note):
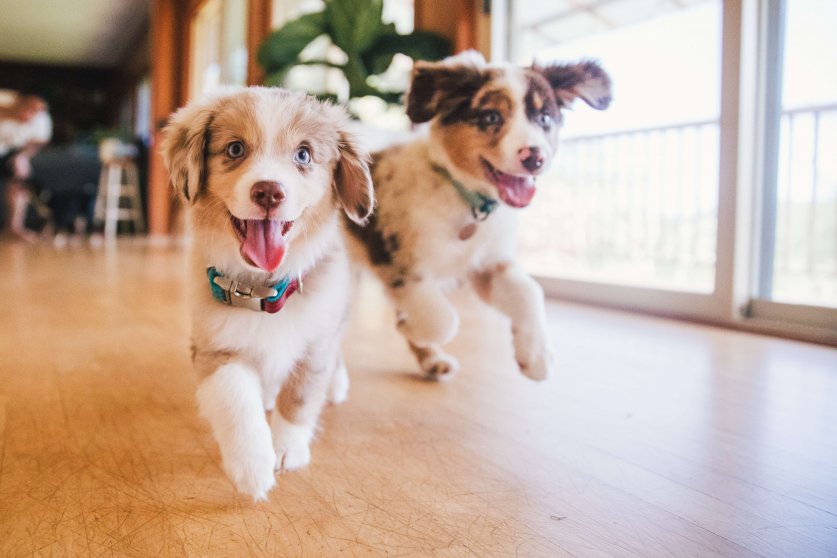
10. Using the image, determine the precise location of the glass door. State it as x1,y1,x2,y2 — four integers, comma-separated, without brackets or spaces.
755,0,837,313
743,0,837,335
500,0,835,340
505,0,731,320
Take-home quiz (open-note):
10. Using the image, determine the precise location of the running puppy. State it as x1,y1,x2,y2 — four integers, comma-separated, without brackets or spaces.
162,87,373,500
346,51,611,381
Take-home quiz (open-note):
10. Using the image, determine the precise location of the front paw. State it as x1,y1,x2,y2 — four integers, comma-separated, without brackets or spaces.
222,439,277,501
514,331,555,381
271,413,314,472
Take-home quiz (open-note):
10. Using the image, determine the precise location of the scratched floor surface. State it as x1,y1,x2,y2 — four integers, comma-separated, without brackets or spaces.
0,240,836,557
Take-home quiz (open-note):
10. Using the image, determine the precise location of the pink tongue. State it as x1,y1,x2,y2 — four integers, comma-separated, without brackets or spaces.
497,174,537,208
241,220,286,272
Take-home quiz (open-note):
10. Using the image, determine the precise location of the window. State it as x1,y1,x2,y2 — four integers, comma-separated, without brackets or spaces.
759,0,837,309
135,77,151,142
190,0,248,99
115,75,151,142
510,0,722,293
500,0,837,341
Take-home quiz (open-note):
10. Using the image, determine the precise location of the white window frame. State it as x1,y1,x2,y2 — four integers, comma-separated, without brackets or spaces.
740,0,837,343
495,0,837,345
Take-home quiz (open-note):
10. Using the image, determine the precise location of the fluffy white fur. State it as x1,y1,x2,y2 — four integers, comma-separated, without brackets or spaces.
346,52,611,381
163,87,372,500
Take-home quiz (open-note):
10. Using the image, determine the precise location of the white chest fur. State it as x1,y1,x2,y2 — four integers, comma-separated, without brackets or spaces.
190,247,351,388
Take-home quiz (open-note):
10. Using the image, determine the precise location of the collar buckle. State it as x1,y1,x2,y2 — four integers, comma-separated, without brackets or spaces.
211,274,278,311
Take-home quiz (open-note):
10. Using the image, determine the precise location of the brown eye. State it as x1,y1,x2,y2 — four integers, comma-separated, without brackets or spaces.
294,146,311,165
225,141,245,159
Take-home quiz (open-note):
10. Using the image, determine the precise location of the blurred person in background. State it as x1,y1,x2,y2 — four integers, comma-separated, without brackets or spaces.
0,93,52,241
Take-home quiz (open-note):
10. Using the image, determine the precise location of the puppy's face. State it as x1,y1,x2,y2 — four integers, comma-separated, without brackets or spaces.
407,51,612,208
162,88,372,273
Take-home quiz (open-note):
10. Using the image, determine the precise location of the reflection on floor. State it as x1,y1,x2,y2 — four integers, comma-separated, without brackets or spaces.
0,240,835,556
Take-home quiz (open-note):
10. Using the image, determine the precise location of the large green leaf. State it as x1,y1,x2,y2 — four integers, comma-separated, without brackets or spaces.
342,57,375,98
362,30,452,75
258,11,326,72
325,0,383,55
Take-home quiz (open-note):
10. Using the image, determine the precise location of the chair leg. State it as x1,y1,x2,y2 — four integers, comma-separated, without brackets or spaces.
104,164,120,240
94,165,108,224
126,163,145,234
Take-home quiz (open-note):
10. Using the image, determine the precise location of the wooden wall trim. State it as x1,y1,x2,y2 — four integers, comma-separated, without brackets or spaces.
247,0,273,86
415,0,481,54
148,0,186,237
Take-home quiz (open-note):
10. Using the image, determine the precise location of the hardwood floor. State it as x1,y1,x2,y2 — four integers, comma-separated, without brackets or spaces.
0,240,835,557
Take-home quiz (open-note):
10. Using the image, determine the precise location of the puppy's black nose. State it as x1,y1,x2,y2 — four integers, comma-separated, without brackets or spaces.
250,181,285,211
520,147,544,173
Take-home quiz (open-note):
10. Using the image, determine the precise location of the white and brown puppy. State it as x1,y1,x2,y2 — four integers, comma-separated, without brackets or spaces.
346,51,611,381
162,87,373,500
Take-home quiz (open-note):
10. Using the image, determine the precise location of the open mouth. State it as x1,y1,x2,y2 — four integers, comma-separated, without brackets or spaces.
480,158,537,208
230,215,294,272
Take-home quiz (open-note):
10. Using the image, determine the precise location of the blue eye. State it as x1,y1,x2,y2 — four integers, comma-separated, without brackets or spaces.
294,146,311,165
537,113,552,127
480,111,501,127
225,141,245,159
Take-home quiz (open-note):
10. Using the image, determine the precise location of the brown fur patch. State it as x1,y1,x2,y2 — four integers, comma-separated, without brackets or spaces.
476,88,513,114
472,262,511,300
407,341,434,364
345,211,398,267
533,61,612,109
440,123,490,180
333,131,373,224
523,71,560,121
406,62,494,124
277,349,330,424
192,348,236,379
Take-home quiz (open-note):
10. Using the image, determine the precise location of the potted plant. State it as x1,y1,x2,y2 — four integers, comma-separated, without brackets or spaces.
258,0,452,105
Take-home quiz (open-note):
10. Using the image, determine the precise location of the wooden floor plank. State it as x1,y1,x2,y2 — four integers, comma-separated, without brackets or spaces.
0,241,835,557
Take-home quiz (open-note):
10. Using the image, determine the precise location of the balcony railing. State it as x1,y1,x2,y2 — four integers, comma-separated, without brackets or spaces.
519,119,720,292
518,103,837,305
774,103,837,306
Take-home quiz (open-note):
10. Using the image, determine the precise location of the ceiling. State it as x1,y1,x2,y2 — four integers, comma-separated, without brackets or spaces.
514,0,710,45
0,0,149,67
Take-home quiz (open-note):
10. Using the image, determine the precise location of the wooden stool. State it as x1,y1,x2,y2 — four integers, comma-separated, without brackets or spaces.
94,157,145,239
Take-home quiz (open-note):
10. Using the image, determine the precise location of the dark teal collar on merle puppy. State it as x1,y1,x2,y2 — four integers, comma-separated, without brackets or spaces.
207,267,303,313
431,163,499,221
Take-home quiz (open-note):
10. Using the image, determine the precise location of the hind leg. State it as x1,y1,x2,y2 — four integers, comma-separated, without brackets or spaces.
407,341,459,379
327,353,349,404
391,279,459,346
389,279,460,378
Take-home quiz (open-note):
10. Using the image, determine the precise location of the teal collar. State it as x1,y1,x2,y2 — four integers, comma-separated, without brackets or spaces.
207,267,302,313
431,164,498,221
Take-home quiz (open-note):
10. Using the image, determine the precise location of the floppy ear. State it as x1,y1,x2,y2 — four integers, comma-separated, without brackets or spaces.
160,102,215,204
334,130,374,225
406,50,488,124
535,60,612,110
